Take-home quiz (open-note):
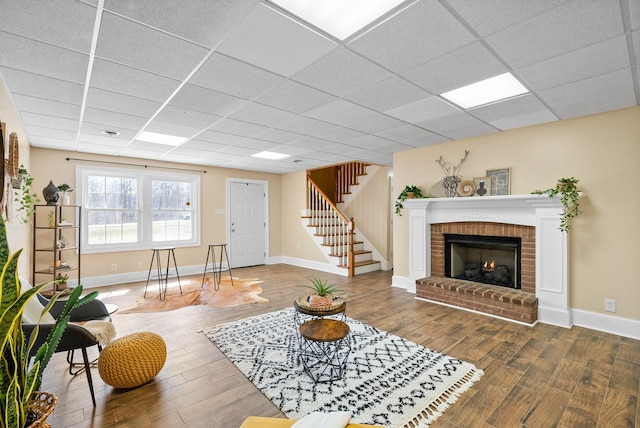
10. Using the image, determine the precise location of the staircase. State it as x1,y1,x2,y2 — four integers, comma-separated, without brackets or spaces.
302,162,381,276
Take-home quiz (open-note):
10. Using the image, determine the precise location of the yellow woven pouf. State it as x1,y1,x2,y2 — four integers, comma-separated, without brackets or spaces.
98,331,166,389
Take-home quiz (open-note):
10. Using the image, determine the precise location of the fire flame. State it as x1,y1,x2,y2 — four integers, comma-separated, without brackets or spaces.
483,260,495,270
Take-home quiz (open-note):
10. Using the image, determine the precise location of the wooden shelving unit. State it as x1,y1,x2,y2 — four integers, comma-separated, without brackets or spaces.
32,204,81,297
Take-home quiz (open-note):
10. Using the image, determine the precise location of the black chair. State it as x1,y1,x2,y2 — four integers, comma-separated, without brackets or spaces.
23,293,113,407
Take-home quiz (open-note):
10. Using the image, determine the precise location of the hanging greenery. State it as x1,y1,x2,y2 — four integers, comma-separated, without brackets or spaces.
532,177,582,232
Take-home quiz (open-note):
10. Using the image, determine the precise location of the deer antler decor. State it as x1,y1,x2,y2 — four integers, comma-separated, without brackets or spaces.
436,150,470,197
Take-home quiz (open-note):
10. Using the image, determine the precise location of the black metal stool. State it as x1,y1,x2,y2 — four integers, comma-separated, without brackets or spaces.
201,243,234,291
144,247,182,301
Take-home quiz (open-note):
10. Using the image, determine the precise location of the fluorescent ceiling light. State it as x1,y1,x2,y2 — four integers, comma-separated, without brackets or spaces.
252,151,290,160
136,131,187,146
270,0,406,40
440,73,530,109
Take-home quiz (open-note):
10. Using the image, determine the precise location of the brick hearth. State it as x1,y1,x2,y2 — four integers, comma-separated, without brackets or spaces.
417,221,538,324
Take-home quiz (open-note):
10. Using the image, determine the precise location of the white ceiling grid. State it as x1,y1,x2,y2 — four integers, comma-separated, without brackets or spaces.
0,0,638,174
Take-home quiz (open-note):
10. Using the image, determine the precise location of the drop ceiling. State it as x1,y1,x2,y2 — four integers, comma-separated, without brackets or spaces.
0,0,638,174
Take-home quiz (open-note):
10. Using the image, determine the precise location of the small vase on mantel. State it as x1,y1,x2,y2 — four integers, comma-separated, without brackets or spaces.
442,175,462,197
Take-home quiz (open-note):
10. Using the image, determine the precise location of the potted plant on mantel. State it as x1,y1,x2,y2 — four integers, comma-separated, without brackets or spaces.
532,177,582,232
395,185,428,216
0,217,98,427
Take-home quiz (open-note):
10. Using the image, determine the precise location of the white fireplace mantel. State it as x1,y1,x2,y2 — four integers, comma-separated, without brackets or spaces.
403,194,571,328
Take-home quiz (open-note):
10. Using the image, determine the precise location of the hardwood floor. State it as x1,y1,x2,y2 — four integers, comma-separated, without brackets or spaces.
41,264,640,427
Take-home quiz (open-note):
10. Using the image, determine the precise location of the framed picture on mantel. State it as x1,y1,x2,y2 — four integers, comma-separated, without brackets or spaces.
487,168,511,195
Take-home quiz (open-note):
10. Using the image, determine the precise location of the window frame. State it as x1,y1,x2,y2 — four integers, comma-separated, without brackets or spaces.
76,165,201,254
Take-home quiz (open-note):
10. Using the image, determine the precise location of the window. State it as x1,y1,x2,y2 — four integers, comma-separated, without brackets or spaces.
77,166,200,253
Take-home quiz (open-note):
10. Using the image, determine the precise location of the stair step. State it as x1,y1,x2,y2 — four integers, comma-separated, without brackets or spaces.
329,250,370,257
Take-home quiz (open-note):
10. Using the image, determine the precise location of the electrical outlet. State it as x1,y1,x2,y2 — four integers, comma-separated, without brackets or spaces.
111,264,117,272
137,261,143,269
604,298,616,313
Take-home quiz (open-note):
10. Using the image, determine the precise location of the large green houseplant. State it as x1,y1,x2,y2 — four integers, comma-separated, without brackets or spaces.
0,217,97,427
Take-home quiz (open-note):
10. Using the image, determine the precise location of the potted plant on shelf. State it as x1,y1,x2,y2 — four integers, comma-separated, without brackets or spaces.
395,185,427,216
0,217,98,427
57,183,73,205
303,278,341,308
11,165,27,189
55,272,69,290
532,177,582,232
13,165,41,224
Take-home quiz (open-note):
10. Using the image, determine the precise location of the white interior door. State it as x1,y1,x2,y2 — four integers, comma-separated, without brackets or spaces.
228,180,266,268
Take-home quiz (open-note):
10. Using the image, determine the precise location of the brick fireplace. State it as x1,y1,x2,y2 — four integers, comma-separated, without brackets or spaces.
400,195,571,327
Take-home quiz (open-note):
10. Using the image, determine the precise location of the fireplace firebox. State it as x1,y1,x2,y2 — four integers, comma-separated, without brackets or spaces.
444,234,521,289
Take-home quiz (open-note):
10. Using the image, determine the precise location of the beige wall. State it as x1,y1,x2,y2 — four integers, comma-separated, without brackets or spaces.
393,106,640,320
1,82,32,275
343,166,391,262
30,148,283,279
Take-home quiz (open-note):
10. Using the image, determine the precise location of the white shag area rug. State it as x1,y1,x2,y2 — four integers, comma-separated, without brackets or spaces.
204,308,483,428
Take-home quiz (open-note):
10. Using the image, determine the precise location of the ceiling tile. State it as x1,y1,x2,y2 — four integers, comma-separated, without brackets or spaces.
81,123,138,140
233,138,278,151
345,76,430,112
485,0,624,68
444,0,569,37
230,102,296,127
0,33,88,84
471,94,558,128
103,0,258,48
252,128,304,144
401,42,507,94
315,126,366,143
207,118,267,137
217,145,257,156
196,129,245,145
385,97,461,123
538,68,636,119
287,136,334,149
348,1,475,73
127,140,173,153
190,53,284,100
90,59,181,102
29,135,77,150
376,125,440,143
518,35,630,91
96,12,209,80
83,108,148,130
0,68,84,105
78,133,129,148
255,80,337,113
417,111,494,135
304,99,376,126
218,3,338,77
12,94,80,120
19,112,79,132
155,105,221,129
171,84,248,116
293,47,392,97
403,133,452,148
269,112,334,135
86,87,162,118
346,113,406,134
0,0,95,53
25,125,77,141
144,120,201,138
182,139,226,152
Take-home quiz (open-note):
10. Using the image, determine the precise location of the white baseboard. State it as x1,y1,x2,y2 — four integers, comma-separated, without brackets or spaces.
572,309,640,340
78,263,215,288
391,274,416,293
279,256,348,276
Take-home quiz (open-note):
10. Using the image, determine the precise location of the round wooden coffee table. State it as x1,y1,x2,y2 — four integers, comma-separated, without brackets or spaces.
293,296,346,326
298,318,351,383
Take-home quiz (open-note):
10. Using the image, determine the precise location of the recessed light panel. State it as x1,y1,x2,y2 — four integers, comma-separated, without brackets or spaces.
136,131,187,146
440,73,530,109
270,0,406,40
252,151,290,160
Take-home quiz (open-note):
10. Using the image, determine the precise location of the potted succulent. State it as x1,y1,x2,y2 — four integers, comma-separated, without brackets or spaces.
532,177,582,232
395,185,427,216
57,184,73,205
0,217,98,427
303,278,341,308
55,272,69,290
13,166,41,224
